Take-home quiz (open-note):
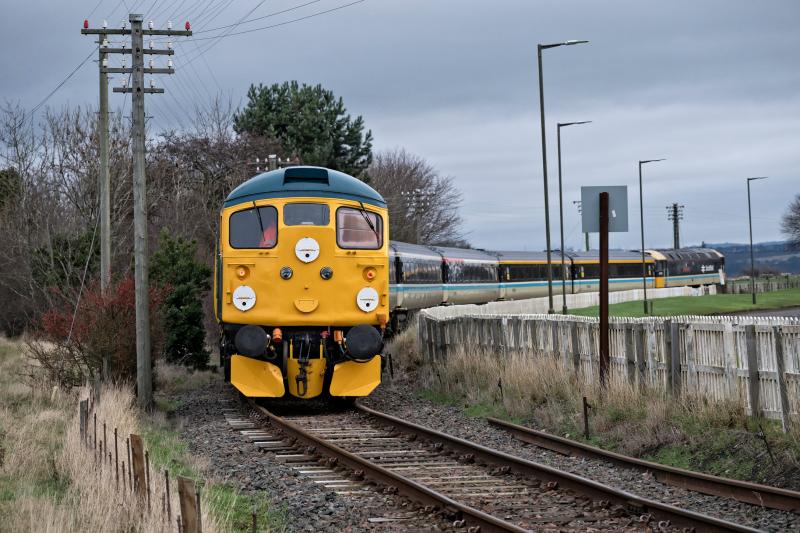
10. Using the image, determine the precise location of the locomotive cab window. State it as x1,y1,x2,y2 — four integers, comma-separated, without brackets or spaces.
229,205,278,249
284,203,329,226
336,207,383,249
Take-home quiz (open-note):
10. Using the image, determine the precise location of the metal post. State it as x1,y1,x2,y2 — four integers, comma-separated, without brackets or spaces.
537,45,555,314
584,232,589,252
130,14,152,410
748,179,756,305
557,125,567,314
638,162,648,315
599,192,610,388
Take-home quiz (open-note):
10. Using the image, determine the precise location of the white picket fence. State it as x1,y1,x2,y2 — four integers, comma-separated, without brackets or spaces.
424,285,716,319
417,311,800,428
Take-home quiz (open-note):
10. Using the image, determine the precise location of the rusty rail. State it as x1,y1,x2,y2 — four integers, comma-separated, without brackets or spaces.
355,403,762,532
250,401,526,532
487,417,800,514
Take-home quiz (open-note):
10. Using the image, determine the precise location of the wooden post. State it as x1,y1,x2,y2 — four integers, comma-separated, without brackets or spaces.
570,321,581,374
178,477,199,533
722,324,737,398
599,191,610,388
624,323,636,386
130,434,146,497
774,326,791,432
79,399,88,443
745,325,761,418
670,321,681,396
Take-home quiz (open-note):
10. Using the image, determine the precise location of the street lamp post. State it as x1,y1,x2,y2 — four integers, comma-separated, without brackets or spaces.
557,120,591,314
537,39,588,314
747,177,768,304
638,159,665,315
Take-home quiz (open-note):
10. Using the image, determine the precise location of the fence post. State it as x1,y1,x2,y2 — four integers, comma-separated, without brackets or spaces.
670,321,682,396
79,399,88,443
745,325,761,418
644,322,657,388
684,323,696,396
130,434,146,497
624,323,636,386
570,321,580,374
774,326,791,432
722,323,737,398
178,476,199,533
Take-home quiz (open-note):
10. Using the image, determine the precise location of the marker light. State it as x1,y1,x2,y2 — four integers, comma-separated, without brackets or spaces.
363,267,377,281
236,266,249,279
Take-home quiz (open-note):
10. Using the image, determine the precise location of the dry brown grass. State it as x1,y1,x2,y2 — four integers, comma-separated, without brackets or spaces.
0,339,230,532
420,342,751,457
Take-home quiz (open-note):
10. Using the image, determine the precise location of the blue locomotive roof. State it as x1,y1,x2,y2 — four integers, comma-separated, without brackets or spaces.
224,166,386,208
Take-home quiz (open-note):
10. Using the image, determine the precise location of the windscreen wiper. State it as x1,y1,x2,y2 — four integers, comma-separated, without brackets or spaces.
253,201,265,234
358,201,381,243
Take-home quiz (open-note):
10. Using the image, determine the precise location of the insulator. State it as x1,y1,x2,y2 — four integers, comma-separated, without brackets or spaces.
167,59,173,68
122,78,128,88
149,40,154,49
101,39,109,48
83,19,89,29
167,41,173,50
121,20,127,29
149,58,154,68
102,19,108,29
148,20,154,30
150,79,155,88
102,58,108,67
185,21,191,31
122,58,127,68
167,20,173,30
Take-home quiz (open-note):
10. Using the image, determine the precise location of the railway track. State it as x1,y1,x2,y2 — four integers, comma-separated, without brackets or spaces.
237,400,762,532
487,417,800,514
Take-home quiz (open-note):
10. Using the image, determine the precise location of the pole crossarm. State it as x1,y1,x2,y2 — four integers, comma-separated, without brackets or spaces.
113,87,166,94
103,67,175,75
102,48,175,55
81,29,191,37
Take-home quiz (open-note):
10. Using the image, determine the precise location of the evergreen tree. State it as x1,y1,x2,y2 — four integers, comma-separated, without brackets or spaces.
150,231,212,368
233,81,373,177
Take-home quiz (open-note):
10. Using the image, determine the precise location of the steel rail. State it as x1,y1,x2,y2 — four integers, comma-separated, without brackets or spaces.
356,403,762,533
487,416,800,513
249,401,527,533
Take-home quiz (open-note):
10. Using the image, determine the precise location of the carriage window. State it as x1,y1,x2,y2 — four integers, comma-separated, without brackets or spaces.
284,203,329,226
229,206,278,249
336,207,383,249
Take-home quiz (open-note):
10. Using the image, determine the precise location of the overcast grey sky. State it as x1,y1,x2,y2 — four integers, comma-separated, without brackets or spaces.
2,0,798,251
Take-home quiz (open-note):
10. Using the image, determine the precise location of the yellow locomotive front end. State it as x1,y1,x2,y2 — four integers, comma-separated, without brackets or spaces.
214,167,389,401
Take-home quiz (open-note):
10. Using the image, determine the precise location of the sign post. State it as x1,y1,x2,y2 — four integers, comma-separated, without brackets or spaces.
581,186,628,388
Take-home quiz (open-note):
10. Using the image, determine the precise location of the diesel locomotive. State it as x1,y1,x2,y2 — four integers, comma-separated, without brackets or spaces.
215,166,390,401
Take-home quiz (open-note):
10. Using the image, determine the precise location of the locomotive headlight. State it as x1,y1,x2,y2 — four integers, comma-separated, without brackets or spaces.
320,266,333,280
236,265,249,279
363,267,377,282
280,266,293,280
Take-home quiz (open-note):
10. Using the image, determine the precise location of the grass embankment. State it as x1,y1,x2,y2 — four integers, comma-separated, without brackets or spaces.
0,338,285,532
389,325,800,489
570,287,800,318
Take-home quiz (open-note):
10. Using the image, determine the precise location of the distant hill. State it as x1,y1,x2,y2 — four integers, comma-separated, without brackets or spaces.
702,241,800,276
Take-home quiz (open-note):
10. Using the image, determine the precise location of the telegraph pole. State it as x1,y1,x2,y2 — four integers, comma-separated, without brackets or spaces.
666,203,684,249
98,34,111,293
83,14,191,409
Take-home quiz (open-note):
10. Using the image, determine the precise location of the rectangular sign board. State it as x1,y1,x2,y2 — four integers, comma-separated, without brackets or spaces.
581,185,629,233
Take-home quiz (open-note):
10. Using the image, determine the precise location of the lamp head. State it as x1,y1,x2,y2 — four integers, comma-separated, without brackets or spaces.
639,158,666,165
558,120,592,128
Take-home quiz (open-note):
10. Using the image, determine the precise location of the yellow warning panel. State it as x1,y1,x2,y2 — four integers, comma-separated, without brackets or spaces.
330,356,382,397
230,355,285,398
287,358,326,398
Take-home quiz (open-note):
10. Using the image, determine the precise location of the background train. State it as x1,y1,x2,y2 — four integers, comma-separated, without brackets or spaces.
388,243,724,325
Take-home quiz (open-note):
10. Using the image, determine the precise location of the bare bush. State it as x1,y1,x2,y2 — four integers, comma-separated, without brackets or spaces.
369,148,466,246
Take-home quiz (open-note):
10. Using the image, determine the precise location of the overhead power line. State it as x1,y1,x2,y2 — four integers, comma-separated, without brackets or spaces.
30,46,98,119
192,0,323,35
188,0,367,43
